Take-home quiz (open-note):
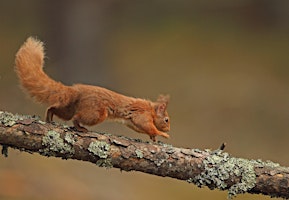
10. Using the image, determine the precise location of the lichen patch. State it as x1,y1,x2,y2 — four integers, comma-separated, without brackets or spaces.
189,150,257,198
135,149,144,159
88,140,112,168
64,133,77,145
88,140,110,159
0,111,25,126
41,130,75,156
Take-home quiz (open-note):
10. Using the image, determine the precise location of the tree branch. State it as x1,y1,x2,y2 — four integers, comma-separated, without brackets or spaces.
0,111,288,198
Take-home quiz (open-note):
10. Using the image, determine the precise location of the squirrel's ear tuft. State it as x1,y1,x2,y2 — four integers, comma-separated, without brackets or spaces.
157,94,170,105
155,102,167,115
155,94,169,115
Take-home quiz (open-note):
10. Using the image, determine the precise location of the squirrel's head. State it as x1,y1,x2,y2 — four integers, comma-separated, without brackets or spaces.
153,95,170,132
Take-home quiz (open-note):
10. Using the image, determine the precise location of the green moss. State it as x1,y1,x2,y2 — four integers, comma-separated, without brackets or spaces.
189,150,257,198
41,130,74,156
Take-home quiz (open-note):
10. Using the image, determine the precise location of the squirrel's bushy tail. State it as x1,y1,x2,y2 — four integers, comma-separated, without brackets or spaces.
15,37,76,106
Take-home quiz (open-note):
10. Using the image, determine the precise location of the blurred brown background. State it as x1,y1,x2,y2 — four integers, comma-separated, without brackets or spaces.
0,1,289,199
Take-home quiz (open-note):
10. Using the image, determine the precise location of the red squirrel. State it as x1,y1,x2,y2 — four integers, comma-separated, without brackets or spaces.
14,37,170,141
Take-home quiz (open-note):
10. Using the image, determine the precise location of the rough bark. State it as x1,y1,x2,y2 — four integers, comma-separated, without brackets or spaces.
0,111,288,199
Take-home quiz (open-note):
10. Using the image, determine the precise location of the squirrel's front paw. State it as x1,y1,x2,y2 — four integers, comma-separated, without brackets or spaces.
159,132,170,139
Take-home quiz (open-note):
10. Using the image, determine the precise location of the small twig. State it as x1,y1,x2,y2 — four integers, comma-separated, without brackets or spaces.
219,142,226,151
1,144,8,157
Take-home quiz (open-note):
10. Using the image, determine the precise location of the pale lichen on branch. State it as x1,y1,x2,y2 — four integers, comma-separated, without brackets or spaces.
188,149,257,198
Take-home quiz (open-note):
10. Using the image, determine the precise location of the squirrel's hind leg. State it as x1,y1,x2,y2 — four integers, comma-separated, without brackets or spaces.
45,107,54,122
45,104,76,123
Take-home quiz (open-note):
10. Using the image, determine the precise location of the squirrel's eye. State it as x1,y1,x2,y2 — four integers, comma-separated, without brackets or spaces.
164,117,169,123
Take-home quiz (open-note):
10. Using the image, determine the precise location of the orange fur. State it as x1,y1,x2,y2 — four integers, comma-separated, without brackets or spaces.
15,37,170,141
